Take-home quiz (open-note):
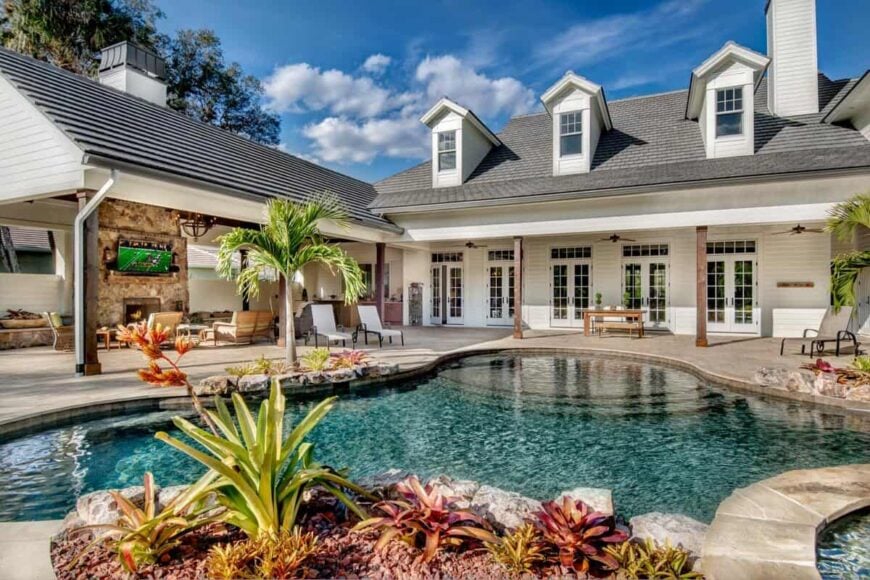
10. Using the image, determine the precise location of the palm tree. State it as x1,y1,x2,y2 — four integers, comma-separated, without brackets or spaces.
826,193,870,310
216,195,365,364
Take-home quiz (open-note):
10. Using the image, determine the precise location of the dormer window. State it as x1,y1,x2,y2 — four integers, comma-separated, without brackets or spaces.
559,112,583,157
715,88,743,137
437,131,457,171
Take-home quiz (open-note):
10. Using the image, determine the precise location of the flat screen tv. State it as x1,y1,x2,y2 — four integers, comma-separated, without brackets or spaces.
117,240,173,274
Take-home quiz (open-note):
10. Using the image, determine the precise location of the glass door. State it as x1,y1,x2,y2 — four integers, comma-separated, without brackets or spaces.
550,261,589,327
486,264,515,326
706,256,757,333
622,261,670,329
447,265,463,324
430,265,443,325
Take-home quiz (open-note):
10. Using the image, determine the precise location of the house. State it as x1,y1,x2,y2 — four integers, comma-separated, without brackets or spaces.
0,0,868,374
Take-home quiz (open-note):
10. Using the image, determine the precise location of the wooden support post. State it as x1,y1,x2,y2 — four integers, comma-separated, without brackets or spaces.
696,226,708,347
513,236,523,339
375,242,386,318
277,276,287,347
240,249,250,311
77,192,101,375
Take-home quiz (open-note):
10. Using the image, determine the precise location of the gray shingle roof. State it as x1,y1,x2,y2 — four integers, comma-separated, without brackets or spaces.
373,75,870,211
0,47,398,232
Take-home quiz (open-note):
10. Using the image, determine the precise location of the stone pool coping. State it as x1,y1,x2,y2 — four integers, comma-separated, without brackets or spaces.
702,464,870,579
1,344,869,441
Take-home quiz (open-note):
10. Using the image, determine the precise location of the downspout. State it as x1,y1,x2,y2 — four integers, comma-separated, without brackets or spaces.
74,170,118,375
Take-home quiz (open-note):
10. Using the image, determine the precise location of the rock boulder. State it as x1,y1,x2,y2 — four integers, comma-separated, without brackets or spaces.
470,485,541,532
556,487,613,515
629,512,709,556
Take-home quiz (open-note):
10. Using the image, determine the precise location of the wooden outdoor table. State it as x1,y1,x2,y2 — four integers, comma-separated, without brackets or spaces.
96,329,116,350
583,309,644,337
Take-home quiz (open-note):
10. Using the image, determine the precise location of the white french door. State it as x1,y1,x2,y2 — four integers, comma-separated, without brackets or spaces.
622,260,670,329
550,261,591,328
706,255,758,333
486,263,515,326
431,254,464,325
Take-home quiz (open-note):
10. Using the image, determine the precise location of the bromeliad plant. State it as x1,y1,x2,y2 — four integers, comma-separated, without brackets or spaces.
118,322,218,436
206,527,318,580
354,475,498,564
330,349,370,370
604,538,702,580
156,382,371,538
534,497,629,577
300,347,331,372
486,522,545,575
70,471,220,573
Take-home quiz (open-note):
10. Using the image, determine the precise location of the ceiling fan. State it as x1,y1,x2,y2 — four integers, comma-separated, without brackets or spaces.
599,233,636,243
464,241,489,249
772,224,825,236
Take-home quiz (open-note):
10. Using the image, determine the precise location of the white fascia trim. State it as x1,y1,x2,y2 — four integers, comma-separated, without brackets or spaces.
419,97,501,146
402,202,835,241
541,72,613,130
686,42,770,119
823,70,870,124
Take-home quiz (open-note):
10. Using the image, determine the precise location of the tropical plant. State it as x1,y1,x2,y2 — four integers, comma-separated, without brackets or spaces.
216,196,365,365
70,471,219,572
851,356,870,373
595,292,603,307
330,349,369,370
117,321,218,435
354,475,498,564
226,362,255,379
206,528,318,580
826,194,870,310
155,382,370,538
486,522,545,575
534,497,629,576
604,538,702,580
301,348,332,372
801,358,837,374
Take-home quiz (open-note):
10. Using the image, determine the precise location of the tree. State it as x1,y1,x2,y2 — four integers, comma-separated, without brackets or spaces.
826,193,870,310
1,2,280,144
159,29,280,145
216,195,364,365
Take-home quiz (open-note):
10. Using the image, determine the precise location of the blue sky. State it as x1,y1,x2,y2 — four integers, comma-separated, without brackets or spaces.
156,0,869,183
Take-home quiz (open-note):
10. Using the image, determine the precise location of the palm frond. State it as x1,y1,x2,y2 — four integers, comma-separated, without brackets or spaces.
826,193,870,243
831,250,870,310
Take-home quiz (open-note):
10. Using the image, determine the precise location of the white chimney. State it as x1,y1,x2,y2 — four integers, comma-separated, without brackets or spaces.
766,0,819,116
98,41,167,106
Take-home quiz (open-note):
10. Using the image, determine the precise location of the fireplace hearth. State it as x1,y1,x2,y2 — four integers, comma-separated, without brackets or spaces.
123,297,162,324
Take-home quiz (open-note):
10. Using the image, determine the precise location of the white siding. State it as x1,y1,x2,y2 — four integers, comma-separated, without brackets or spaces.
0,76,84,203
0,273,65,314
188,277,279,313
772,308,826,337
401,247,429,325
766,0,819,116
460,118,492,182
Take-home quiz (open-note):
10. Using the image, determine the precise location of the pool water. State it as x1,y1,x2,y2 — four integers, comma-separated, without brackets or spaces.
1,353,869,522
817,508,870,579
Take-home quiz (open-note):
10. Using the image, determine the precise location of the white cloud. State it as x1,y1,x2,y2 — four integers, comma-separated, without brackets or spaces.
362,53,392,75
532,0,707,72
302,116,429,164
415,55,536,117
263,63,392,118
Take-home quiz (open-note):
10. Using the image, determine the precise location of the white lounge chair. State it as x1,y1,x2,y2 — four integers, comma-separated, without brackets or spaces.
357,305,404,348
780,306,860,358
308,304,355,349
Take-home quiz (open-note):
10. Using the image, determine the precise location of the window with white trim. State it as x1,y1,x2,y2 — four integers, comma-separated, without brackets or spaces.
437,131,456,171
559,112,582,157
715,88,743,137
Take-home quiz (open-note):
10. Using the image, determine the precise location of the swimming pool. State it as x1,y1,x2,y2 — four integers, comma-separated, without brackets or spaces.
1,352,868,522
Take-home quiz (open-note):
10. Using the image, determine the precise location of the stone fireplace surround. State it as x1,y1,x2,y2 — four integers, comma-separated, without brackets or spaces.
123,297,162,325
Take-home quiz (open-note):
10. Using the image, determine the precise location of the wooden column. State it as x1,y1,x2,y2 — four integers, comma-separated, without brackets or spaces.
513,236,524,339
239,250,250,311
374,242,386,317
77,192,101,375
695,226,708,347
277,276,287,347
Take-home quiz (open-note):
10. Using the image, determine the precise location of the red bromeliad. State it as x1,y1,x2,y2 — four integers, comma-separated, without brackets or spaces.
117,322,217,435
534,497,629,576
354,475,497,563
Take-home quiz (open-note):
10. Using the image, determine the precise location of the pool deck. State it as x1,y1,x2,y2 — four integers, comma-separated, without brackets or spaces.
0,327,867,437
0,327,868,578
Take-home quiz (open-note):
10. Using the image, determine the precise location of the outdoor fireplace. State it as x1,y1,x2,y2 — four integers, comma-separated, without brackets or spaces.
123,297,161,324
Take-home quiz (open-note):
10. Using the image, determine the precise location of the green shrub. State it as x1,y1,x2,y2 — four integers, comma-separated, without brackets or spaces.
206,528,318,580
604,538,702,579
486,523,545,574
301,348,331,372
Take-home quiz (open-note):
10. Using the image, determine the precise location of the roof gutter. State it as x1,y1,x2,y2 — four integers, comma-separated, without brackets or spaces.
74,169,117,375
370,165,870,215
81,153,404,235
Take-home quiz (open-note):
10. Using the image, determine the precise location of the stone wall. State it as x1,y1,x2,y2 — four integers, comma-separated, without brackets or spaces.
97,199,189,326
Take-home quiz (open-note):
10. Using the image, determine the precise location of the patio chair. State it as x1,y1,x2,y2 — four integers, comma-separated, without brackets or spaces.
307,304,355,349
779,306,859,358
357,305,404,347
146,311,184,340
202,310,273,345
43,312,73,351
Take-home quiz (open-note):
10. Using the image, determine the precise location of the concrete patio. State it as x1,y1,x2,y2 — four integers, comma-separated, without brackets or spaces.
0,326,864,434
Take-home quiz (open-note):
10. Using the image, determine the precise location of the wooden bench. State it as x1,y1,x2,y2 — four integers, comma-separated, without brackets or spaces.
596,320,643,338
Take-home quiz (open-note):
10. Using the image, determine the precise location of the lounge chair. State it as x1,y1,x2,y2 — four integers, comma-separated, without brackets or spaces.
146,311,184,340
307,304,354,349
202,310,273,345
780,306,860,358
357,305,404,347
43,312,73,351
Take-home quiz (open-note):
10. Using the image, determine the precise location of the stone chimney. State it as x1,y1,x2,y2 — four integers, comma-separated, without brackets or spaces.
765,0,819,116
98,41,167,106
